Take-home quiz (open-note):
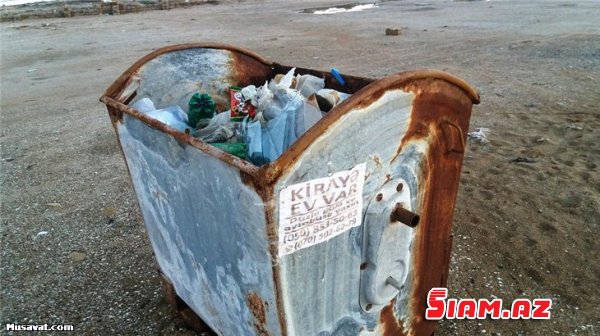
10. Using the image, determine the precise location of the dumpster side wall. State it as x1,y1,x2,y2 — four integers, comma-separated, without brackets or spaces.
126,47,273,112
272,90,418,336
116,115,282,336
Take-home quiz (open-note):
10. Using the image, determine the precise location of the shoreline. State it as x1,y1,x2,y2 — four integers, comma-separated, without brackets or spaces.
0,0,221,22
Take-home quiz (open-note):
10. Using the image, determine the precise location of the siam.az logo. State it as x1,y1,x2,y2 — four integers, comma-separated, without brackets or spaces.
425,288,552,320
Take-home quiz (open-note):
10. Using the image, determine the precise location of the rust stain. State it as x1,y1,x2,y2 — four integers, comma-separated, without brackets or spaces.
158,270,212,333
106,105,123,124
440,121,465,154
440,234,454,288
397,78,474,336
159,271,179,309
246,291,270,336
372,155,383,169
242,165,288,336
101,96,260,176
240,170,259,189
102,44,478,335
380,300,406,336
179,307,212,333
267,70,478,184
101,43,273,101
232,52,274,88
262,185,289,336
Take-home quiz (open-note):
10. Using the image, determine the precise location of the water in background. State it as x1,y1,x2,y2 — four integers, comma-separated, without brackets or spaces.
2,0,60,6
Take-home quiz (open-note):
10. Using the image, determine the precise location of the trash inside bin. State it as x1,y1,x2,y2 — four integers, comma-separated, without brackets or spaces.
126,66,351,165
100,43,479,336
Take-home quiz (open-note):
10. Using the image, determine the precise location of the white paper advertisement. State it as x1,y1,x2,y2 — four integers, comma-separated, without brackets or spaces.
278,163,366,256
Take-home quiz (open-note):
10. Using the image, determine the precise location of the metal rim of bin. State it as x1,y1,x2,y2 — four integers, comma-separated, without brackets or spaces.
100,43,480,336
101,43,479,180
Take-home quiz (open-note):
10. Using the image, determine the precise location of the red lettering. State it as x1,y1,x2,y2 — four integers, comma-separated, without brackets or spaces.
477,299,503,319
425,288,447,320
447,299,457,319
511,299,532,319
456,299,477,319
531,299,552,319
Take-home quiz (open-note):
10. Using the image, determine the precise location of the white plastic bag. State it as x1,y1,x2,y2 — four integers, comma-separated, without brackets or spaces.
130,97,190,132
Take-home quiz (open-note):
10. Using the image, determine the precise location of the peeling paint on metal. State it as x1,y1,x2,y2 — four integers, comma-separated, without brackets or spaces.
131,48,234,112
101,44,478,336
380,300,406,336
116,115,282,336
247,291,269,335
273,90,416,335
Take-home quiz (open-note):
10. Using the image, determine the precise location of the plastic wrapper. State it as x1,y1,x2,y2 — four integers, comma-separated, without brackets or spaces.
295,74,325,98
296,95,323,135
130,97,190,133
192,111,235,142
179,68,351,165
230,87,256,119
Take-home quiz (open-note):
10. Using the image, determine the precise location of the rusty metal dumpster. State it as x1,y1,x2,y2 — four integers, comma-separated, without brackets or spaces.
100,43,479,336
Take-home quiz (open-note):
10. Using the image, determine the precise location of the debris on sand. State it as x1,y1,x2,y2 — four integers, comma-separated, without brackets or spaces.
566,123,583,130
510,157,536,164
467,127,490,144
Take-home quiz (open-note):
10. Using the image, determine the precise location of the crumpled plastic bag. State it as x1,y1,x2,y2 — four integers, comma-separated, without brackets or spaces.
259,68,303,121
246,108,296,164
240,85,258,106
243,69,332,164
130,97,156,113
295,74,325,98
130,97,190,132
296,94,323,135
192,111,234,142
317,89,351,107
237,68,355,165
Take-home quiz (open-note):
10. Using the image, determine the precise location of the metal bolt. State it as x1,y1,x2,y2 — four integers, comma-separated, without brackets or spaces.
396,183,404,192
376,193,383,202
390,202,420,227
386,276,404,291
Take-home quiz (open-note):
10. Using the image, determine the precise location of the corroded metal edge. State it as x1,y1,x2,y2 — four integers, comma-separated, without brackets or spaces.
101,43,274,101
399,79,474,336
100,44,480,336
100,44,480,184
268,69,479,184
159,271,213,333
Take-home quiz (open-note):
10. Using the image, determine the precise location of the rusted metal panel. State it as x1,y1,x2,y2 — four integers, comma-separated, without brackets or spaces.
101,44,478,336
271,76,476,336
116,113,282,335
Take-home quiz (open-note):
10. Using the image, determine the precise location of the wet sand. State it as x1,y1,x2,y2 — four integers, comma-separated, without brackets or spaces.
1,0,599,334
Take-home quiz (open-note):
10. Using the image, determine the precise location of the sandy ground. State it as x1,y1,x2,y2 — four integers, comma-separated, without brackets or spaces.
1,0,598,335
